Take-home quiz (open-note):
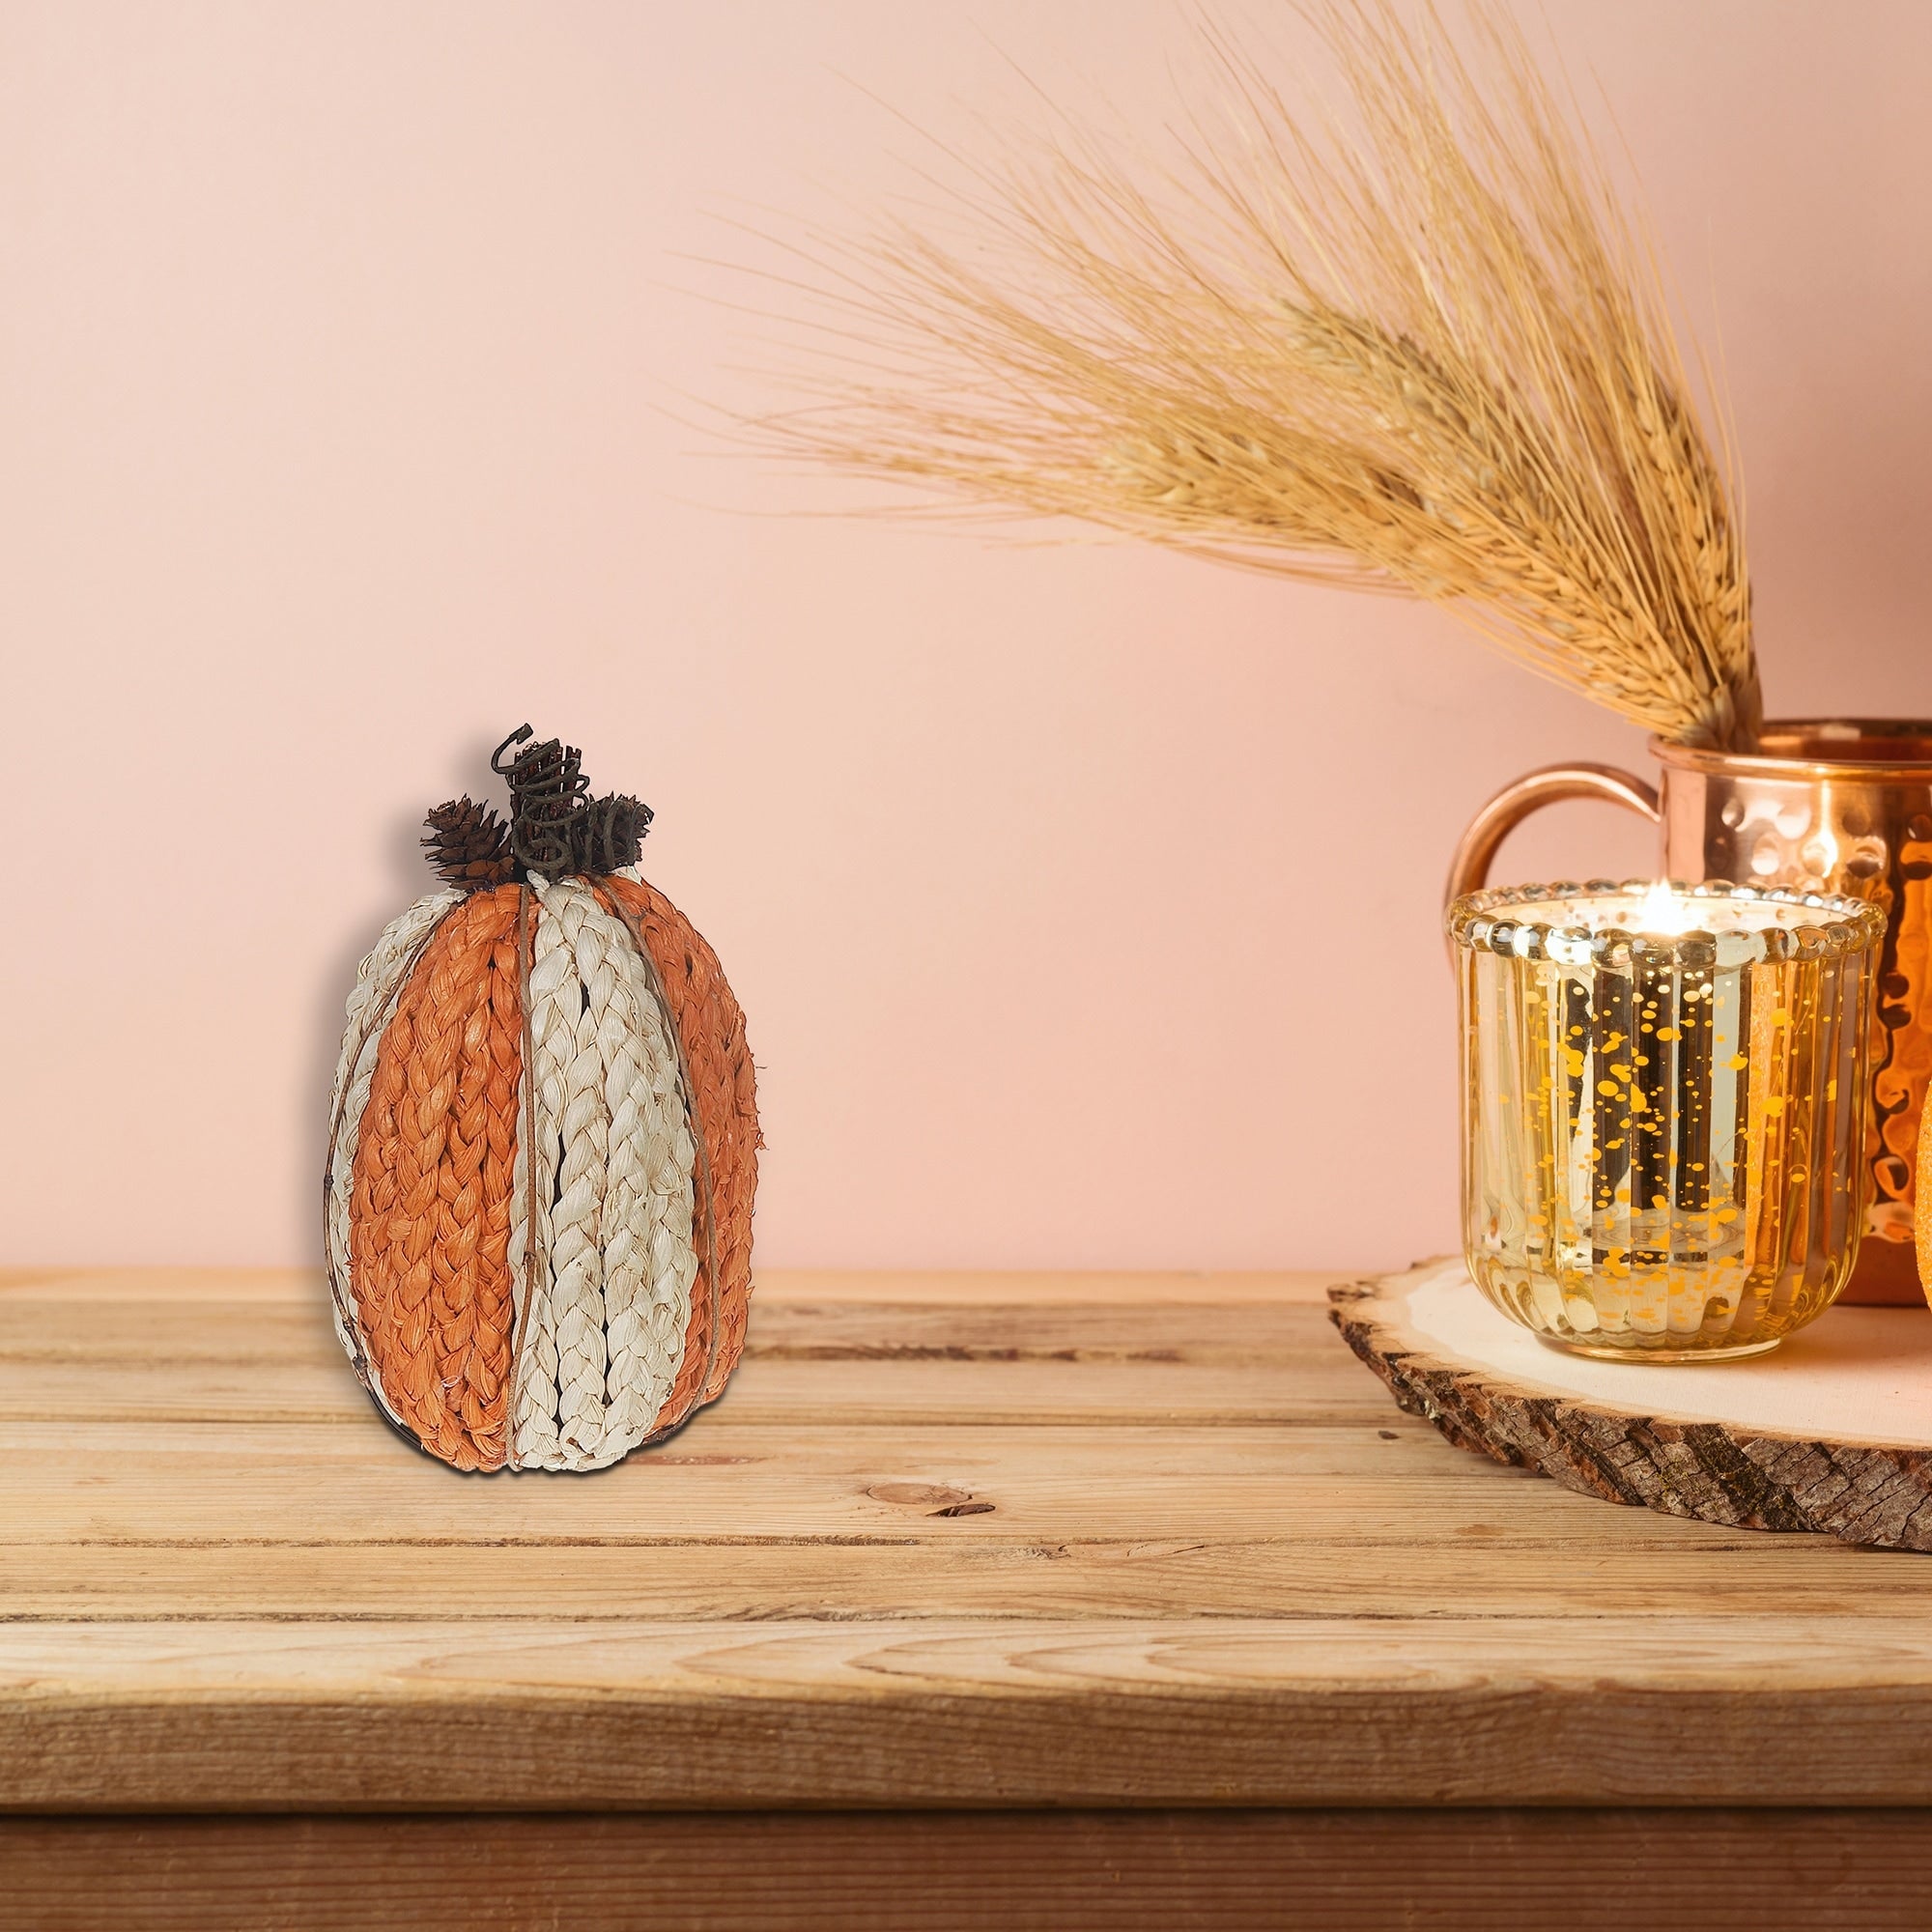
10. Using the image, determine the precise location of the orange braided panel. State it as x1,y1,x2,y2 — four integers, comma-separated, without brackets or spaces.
603,873,760,1409
348,886,524,1469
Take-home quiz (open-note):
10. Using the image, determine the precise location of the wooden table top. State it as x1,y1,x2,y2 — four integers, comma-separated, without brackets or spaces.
6,1264,1932,1813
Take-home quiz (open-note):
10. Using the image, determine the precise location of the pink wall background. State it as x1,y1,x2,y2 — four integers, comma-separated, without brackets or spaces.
8,1,1932,1275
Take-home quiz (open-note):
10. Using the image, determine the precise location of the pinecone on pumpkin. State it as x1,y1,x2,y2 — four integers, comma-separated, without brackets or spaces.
570,793,654,876
421,797,514,891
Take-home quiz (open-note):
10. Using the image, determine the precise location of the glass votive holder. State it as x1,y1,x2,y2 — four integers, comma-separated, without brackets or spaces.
1449,879,1886,1361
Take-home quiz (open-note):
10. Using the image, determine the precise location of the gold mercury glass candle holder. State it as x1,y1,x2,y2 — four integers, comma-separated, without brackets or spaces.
1450,880,1885,1361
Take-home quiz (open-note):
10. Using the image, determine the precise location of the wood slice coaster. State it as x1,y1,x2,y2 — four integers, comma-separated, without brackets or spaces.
1330,1258,1932,1552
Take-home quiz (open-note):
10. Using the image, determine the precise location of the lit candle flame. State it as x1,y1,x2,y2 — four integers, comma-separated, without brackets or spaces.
1636,880,1696,935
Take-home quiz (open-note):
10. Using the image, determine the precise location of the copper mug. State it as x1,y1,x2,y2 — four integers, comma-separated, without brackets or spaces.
1448,720,1932,1305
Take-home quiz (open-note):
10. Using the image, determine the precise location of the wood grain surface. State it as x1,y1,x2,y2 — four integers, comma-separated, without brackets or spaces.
4,1265,1932,1922
1331,1261,1932,1551
6,1809,1932,1932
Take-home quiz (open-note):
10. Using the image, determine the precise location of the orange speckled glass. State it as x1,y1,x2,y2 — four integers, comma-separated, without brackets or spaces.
1450,880,1885,1361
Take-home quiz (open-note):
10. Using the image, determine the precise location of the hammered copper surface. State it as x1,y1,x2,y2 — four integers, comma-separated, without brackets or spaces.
1449,720,1932,1306
1657,724,1932,1303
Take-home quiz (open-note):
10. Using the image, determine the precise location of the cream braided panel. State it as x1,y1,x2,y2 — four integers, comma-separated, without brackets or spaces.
549,882,614,1461
511,880,698,1471
325,889,459,1422
594,898,698,1462
511,878,577,1468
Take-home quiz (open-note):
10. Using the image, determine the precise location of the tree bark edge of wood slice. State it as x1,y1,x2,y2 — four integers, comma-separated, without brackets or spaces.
1329,1259,1932,1554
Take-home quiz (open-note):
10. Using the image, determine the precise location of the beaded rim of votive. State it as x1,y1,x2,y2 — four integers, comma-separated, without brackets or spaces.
1446,878,1889,968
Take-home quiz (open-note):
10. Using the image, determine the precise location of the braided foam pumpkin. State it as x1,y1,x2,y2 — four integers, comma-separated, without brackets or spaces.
324,727,760,1471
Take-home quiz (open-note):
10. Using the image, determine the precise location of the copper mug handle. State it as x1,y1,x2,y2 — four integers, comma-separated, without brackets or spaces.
1444,763,1662,922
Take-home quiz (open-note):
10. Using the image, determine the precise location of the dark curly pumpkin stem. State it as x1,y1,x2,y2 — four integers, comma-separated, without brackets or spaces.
488,724,585,874
429,724,651,883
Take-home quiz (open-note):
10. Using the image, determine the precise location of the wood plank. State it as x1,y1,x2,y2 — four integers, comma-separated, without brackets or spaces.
6,1526,1928,1622
0,1266,1347,1307
5,1808,1928,1932
761,1269,1347,1305
0,1295,1341,1356
7,1615,1932,1809
0,1299,1393,1426
0,1416,1732,1543
0,1357,1389,1426
0,1270,323,1302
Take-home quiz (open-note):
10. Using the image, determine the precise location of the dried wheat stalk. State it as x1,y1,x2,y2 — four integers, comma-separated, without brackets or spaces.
753,1,1761,749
